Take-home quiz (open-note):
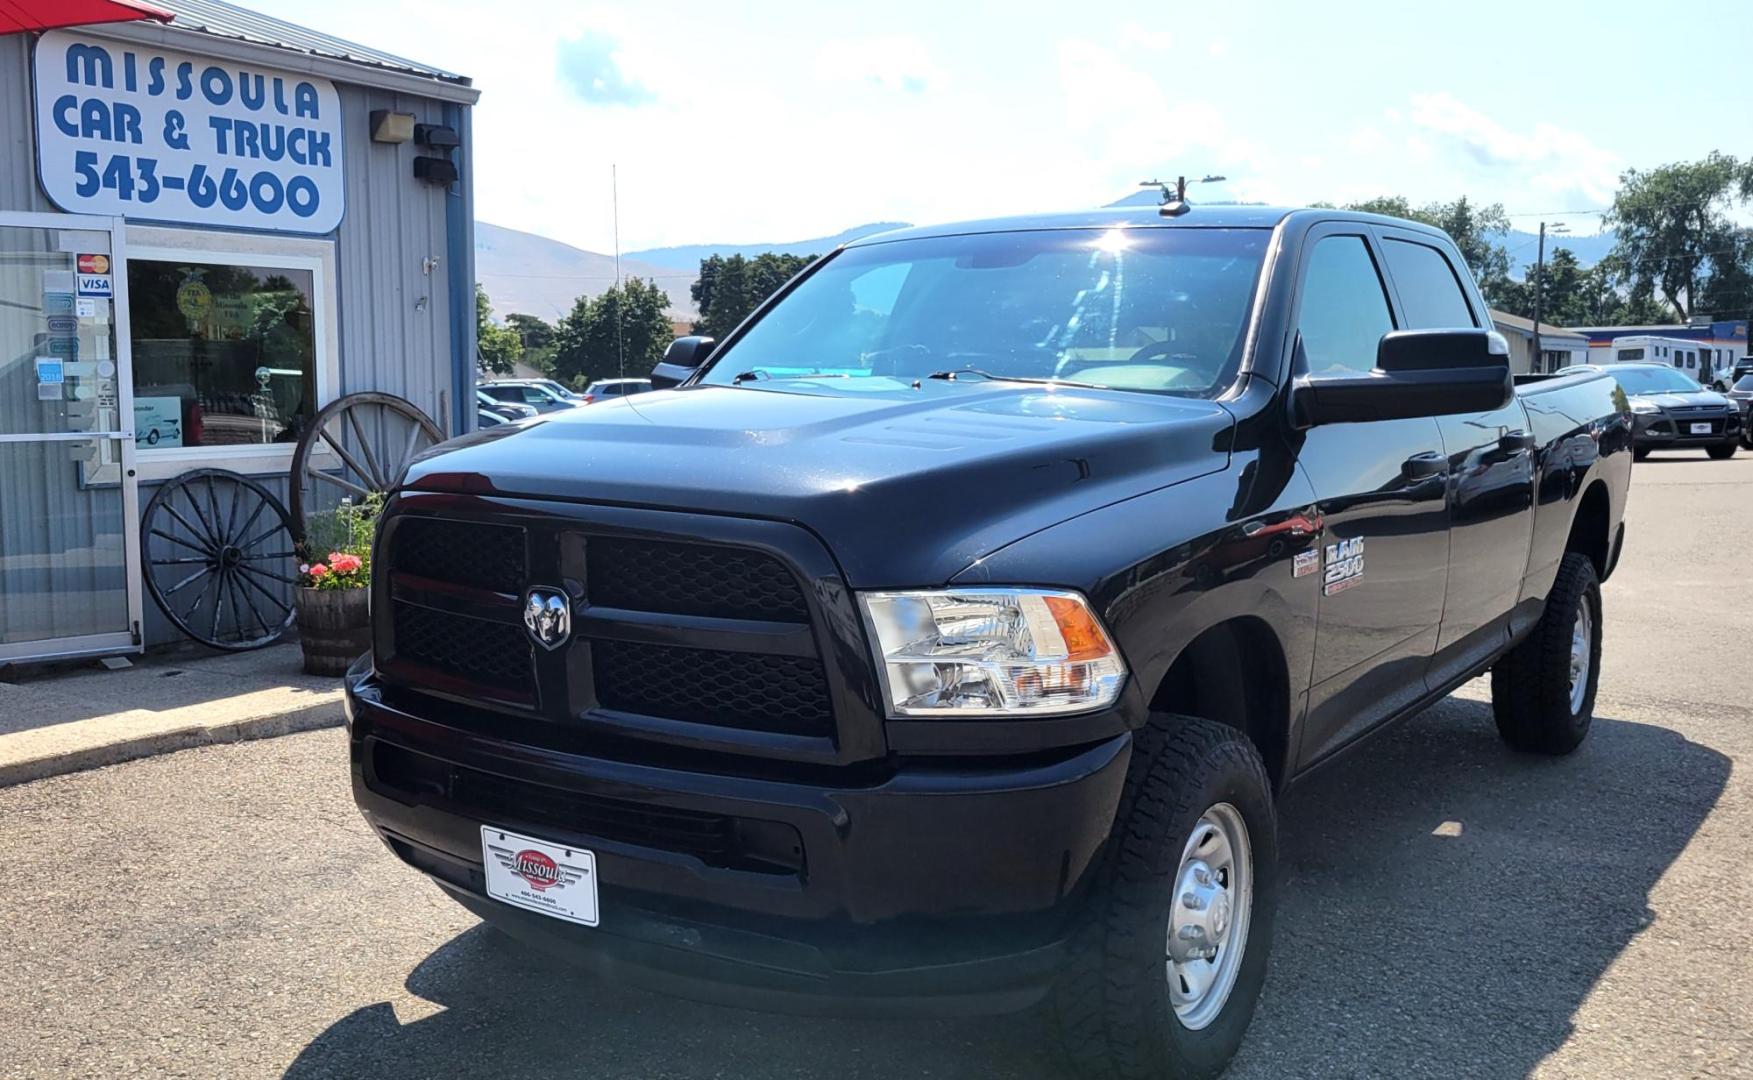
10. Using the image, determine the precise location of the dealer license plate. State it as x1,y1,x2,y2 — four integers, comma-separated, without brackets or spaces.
481,826,599,926
1691,422,1713,434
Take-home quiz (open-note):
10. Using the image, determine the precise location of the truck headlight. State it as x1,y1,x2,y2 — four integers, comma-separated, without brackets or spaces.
859,589,1126,717
1629,399,1661,415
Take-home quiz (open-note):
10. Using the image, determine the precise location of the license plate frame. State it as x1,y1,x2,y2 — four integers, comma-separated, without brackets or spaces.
1691,422,1713,434
481,825,600,927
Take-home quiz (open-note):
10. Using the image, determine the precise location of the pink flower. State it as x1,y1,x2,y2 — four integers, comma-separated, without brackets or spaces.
308,563,329,579
330,553,363,574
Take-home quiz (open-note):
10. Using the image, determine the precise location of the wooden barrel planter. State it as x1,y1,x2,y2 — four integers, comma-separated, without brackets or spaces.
296,588,371,676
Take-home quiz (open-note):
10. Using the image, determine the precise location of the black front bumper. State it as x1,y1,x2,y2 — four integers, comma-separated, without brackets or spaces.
1634,410,1741,448
345,662,1131,1016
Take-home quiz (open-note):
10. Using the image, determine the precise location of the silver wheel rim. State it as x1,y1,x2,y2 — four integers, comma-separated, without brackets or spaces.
1166,802,1253,1031
1568,597,1592,714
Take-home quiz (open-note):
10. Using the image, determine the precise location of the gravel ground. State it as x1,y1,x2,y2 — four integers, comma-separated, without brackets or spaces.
2,453,1749,1079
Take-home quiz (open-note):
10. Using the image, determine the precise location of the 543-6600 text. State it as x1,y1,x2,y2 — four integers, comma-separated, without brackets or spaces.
72,151,320,218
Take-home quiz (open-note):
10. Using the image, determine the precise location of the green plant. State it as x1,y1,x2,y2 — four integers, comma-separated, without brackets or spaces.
298,492,380,591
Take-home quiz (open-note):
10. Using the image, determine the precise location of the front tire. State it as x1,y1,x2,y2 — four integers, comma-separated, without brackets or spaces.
1490,552,1601,755
1708,443,1738,460
1052,716,1277,1079
1633,447,1651,462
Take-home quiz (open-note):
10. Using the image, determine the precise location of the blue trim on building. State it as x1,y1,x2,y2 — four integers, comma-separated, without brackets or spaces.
444,100,473,436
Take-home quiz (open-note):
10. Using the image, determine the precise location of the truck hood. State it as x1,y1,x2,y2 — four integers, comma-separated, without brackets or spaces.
402,380,1233,587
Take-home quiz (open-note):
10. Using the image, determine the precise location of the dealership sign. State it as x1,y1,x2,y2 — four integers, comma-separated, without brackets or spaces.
33,31,344,233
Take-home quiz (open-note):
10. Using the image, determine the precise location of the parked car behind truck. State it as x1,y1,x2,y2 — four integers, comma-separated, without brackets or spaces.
349,206,1630,1079
1602,361,1742,460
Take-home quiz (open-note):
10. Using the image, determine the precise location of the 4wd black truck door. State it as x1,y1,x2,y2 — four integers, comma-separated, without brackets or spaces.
1378,233,1535,679
1292,230,1451,767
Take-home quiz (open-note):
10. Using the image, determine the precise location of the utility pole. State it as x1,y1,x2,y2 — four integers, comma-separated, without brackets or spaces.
1531,223,1545,374
1530,221,1568,373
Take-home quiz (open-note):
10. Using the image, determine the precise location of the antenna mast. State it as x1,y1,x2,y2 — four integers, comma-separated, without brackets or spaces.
1138,174,1227,217
612,163,625,380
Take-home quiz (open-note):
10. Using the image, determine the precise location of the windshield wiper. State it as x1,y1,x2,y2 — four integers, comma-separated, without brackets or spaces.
731,369,851,384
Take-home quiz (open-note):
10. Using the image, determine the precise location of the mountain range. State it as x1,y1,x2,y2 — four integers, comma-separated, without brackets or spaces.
474,207,1617,324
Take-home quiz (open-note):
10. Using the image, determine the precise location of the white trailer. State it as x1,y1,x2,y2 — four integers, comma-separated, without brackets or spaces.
1587,335,1729,388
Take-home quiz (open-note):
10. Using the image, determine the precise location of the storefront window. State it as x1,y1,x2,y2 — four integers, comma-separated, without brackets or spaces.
127,258,317,449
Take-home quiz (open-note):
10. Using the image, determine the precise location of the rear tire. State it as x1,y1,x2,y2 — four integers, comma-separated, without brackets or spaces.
1633,448,1650,462
1490,552,1601,755
1051,716,1277,1080
1708,443,1738,460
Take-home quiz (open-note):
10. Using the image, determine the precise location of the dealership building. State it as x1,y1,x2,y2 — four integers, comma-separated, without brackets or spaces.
0,0,479,663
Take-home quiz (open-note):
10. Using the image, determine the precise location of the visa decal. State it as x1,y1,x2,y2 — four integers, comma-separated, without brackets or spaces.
1323,537,1365,595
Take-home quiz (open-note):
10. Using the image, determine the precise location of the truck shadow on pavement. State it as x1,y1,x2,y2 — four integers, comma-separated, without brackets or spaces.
284,696,1729,1080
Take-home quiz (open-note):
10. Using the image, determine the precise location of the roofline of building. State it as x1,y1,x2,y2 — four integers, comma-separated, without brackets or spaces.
1569,323,1745,334
1488,309,1588,342
80,20,481,105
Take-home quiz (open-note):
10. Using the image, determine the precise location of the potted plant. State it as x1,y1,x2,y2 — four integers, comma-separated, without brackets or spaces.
295,495,377,676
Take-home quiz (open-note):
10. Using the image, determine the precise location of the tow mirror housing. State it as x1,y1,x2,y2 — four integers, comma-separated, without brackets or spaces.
651,336,716,389
1292,329,1513,427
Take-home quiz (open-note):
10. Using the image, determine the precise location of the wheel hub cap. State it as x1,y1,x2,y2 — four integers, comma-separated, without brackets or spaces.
1165,803,1253,1031
1568,599,1592,714
1168,860,1230,964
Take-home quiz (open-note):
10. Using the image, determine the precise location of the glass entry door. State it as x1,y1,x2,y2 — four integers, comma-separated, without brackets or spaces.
0,213,141,663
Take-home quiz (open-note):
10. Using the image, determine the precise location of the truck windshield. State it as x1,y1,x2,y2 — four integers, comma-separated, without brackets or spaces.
1612,366,1702,394
699,227,1271,397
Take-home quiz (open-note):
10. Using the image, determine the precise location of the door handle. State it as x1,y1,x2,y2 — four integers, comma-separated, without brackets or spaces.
1401,451,1447,479
1499,430,1537,453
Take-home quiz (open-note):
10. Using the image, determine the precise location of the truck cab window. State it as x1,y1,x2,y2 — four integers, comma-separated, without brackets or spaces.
1297,236,1394,375
1382,239,1478,329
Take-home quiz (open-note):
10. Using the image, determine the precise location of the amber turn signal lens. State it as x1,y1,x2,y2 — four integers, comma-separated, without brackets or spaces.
1044,595,1113,661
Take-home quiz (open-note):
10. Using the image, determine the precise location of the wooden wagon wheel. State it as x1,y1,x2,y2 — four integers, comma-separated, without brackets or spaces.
142,469,297,651
289,391,444,547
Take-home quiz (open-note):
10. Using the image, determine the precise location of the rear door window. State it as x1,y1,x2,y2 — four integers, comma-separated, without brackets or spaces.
1298,236,1395,375
1382,239,1478,329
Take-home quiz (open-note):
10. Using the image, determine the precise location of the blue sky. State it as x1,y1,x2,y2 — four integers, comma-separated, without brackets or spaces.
254,0,1748,252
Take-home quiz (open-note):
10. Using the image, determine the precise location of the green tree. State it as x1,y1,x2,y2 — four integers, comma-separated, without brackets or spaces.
505,313,557,374
1494,250,1677,326
475,284,524,375
691,252,815,340
1604,152,1753,321
504,313,555,351
552,277,673,388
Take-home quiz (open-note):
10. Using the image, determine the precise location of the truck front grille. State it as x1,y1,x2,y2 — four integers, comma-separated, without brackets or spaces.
380,509,839,745
392,517,526,594
392,603,533,694
593,640,833,735
588,538,809,621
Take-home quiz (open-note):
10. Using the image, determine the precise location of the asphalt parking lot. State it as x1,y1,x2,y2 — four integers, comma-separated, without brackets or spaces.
2,453,1750,1079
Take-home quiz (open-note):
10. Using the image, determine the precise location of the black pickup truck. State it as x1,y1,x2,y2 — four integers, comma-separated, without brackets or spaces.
346,206,1630,1078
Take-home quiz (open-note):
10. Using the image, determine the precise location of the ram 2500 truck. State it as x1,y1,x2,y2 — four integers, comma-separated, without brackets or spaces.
345,206,1630,1079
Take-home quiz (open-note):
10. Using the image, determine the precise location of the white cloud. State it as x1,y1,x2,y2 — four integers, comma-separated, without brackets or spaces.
813,35,942,94
1407,91,1621,202
1120,22,1174,50
556,33,655,106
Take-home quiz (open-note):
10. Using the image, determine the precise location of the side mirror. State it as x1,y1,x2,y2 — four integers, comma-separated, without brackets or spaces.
650,335,716,389
1292,329,1513,428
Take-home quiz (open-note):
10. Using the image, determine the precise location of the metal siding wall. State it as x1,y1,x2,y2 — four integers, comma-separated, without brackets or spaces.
335,84,455,438
0,36,53,214
2,37,468,648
